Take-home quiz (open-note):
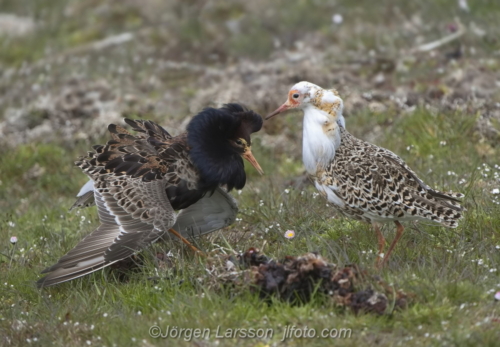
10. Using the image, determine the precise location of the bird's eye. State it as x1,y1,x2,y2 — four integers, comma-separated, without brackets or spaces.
235,139,243,146
292,93,300,99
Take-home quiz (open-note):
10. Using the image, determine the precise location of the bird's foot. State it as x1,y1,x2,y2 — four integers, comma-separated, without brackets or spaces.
375,253,385,269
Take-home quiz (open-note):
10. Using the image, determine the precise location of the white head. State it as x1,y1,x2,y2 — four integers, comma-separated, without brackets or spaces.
266,81,344,124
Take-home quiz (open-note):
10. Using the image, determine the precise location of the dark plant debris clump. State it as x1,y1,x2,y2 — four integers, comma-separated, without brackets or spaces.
204,248,411,315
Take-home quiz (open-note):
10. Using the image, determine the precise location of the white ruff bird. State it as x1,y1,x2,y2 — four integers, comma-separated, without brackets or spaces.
267,81,464,266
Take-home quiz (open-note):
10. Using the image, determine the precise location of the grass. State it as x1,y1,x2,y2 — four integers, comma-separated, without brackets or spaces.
1,106,500,346
1,0,500,346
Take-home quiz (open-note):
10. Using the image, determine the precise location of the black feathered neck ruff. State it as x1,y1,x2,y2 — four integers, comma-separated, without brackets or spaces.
187,103,263,191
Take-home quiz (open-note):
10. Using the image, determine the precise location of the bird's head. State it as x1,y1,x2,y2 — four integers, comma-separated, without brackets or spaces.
266,81,343,121
187,103,263,191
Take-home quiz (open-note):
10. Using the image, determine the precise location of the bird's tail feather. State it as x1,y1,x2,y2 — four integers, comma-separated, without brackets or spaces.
410,192,464,228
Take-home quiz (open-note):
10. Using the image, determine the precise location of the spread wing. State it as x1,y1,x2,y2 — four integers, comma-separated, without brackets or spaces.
69,180,238,241
38,120,179,287
171,187,238,238
123,118,173,142
37,176,176,288
70,180,95,210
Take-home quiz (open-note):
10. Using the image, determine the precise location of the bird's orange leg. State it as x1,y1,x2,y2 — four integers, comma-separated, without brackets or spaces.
168,228,204,256
373,222,386,268
382,221,404,266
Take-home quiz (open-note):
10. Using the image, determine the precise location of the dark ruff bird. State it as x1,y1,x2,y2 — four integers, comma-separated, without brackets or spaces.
267,82,464,266
38,103,263,287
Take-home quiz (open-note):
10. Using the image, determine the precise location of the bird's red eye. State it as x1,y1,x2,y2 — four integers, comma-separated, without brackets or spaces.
292,93,299,99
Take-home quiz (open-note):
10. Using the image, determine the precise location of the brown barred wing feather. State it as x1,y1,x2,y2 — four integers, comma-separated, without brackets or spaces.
37,176,175,287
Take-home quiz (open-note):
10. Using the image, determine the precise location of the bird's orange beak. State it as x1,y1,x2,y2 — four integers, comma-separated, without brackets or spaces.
265,102,292,120
242,147,264,175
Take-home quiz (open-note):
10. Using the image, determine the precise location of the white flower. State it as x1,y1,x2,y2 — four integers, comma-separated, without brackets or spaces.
495,291,500,301
458,0,470,12
332,14,343,24
10,236,18,244
491,188,499,195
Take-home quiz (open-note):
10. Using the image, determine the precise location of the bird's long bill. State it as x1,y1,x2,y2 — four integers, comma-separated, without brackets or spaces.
265,103,290,120
242,147,264,175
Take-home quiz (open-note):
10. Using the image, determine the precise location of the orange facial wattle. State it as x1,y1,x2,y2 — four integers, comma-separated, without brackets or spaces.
288,90,300,105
